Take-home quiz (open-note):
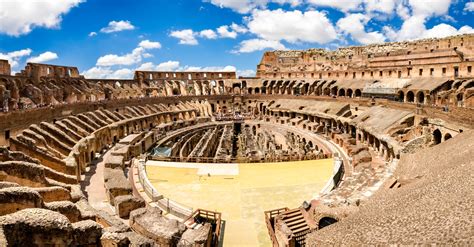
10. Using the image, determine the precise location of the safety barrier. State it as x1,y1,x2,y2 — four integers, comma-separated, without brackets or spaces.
136,158,193,219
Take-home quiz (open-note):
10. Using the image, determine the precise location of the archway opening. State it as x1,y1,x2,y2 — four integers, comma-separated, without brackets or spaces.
417,91,425,104
319,217,338,230
398,91,404,102
406,91,415,103
346,89,353,98
444,133,452,141
338,88,345,97
354,89,362,97
433,129,442,145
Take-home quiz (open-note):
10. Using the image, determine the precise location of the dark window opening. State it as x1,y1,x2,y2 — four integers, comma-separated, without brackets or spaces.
319,217,338,230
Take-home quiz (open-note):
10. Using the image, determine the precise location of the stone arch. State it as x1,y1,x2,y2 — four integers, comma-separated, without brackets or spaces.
338,88,345,97
354,89,362,97
318,217,338,230
255,88,260,94
456,93,463,106
346,88,353,98
444,133,452,141
331,86,338,96
417,91,425,104
398,91,404,102
433,129,442,145
406,91,415,102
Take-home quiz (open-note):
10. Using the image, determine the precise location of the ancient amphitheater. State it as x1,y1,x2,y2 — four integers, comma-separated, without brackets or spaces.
0,34,473,246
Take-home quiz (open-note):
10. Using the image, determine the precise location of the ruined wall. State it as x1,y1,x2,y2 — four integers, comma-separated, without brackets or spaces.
257,34,474,80
0,60,11,76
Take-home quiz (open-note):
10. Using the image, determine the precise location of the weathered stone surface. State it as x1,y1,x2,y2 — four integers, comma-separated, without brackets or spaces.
104,168,132,205
33,186,72,203
45,201,81,223
114,195,145,218
130,207,186,246
178,223,212,247
0,208,73,246
0,187,44,216
0,181,20,189
72,220,103,246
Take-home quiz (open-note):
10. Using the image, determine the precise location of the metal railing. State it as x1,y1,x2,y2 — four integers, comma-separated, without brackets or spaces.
148,153,332,164
136,158,193,219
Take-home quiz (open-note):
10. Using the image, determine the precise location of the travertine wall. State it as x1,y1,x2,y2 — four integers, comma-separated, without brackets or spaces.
257,34,474,80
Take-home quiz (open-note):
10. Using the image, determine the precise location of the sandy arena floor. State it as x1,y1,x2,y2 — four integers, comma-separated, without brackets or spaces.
146,159,333,246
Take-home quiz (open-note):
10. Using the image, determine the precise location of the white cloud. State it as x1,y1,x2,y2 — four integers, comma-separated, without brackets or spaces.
422,24,474,39
96,41,161,67
384,18,473,41
408,0,451,17
234,39,286,53
100,20,135,33
170,29,198,45
337,13,386,44
0,48,32,68
82,67,133,79
205,0,302,14
464,2,474,12
82,67,113,79
138,40,162,49
0,0,83,36
307,0,364,12
96,48,145,66
237,69,256,77
156,61,181,71
111,68,133,79
88,32,97,37
136,61,181,71
230,23,248,33
183,65,236,72
217,25,237,38
247,9,337,44
383,0,467,42
27,51,58,63
364,0,397,14
199,29,218,39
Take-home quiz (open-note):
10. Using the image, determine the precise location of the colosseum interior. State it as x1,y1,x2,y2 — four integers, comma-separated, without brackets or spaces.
0,34,473,246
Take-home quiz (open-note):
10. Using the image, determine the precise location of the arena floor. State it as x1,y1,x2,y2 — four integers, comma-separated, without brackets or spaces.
146,159,333,246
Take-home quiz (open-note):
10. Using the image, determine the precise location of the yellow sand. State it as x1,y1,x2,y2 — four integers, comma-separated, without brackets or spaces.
146,159,333,247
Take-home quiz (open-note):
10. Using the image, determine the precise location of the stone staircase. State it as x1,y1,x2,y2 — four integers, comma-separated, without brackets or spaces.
280,209,311,246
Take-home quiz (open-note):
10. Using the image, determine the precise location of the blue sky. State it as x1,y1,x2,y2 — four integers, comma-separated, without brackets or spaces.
0,0,473,78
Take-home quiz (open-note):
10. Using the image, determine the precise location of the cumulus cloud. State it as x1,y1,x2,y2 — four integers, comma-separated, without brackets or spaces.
199,29,218,39
217,25,237,38
27,51,59,63
205,0,302,14
136,61,181,71
170,29,199,45
382,0,472,41
100,20,135,33
0,49,32,68
171,24,247,44
88,32,97,37
0,0,83,36
364,0,397,14
234,39,286,53
247,9,337,44
408,0,451,17
230,23,248,33
337,13,386,44
96,40,161,66
138,40,162,49
82,67,133,79
464,2,474,12
237,69,256,77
